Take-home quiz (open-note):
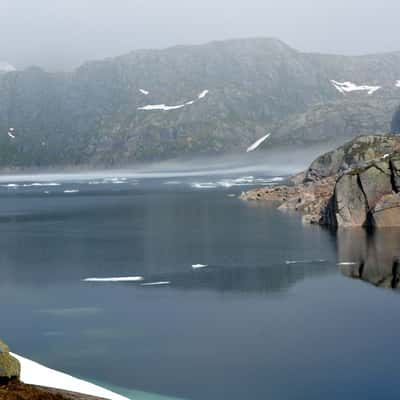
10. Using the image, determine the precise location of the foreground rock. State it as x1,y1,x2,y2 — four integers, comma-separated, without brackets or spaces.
241,135,400,227
0,340,20,383
0,380,109,400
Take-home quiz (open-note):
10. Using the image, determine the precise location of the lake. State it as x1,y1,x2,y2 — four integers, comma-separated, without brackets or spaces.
0,170,399,400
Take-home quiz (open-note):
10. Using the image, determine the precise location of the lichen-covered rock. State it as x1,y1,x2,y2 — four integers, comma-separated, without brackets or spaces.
305,135,400,182
334,174,368,227
358,162,392,209
0,340,20,381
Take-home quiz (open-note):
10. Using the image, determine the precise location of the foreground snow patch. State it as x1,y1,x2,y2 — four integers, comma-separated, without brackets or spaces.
246,133,271,152
331,80,381,95
11,353,131,400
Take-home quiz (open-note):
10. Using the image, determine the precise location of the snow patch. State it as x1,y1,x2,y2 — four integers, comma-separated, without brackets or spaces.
331,80,381,95
138,89,209,112
139,89,149,95
198,90,209,99
63,189,79,194
246,133,271,152
396,80,400,88
11,353,130,400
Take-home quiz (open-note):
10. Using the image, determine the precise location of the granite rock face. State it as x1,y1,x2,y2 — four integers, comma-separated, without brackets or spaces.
242,134,400,228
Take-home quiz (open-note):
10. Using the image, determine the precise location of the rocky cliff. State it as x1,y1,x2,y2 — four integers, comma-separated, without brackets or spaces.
241,134,400,228
1,38,400,167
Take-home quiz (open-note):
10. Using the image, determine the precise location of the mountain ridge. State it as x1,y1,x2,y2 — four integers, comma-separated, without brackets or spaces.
1,37,400,168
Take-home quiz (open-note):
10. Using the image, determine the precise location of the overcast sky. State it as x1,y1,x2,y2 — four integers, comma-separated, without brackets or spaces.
1,0,399,70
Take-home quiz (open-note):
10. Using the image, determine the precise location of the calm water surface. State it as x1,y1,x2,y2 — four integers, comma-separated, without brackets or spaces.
0,173,399,400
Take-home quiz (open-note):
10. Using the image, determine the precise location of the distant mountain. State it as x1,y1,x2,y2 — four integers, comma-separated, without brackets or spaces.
0,38,400,168
0,62,16,73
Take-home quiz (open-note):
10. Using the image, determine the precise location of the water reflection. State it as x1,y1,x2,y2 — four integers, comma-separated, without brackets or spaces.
337,229,400,289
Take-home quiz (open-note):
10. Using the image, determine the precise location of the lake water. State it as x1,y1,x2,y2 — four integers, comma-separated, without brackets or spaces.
0,171,399,400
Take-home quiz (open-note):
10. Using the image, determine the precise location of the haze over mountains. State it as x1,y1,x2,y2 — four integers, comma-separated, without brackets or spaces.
0,37,400,168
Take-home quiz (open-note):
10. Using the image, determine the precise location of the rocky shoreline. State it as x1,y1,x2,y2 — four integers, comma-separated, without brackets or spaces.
241,134,400,228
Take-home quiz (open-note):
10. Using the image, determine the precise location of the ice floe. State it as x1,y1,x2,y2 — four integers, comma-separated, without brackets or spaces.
63,189,79,194
190,175,281,189
396,80,400,88
337,262,358,266
7,131,15,139
139,89,150,95
1,182,61,188
331,80,381,95
246,133,271,152
83,276,144,282
163,180,182,185
192,264,208,269
140,281,171,286
11,353,130,400
138,104,185,111
285,259,327,265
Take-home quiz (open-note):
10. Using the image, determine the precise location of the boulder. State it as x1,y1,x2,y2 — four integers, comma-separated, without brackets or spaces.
371,193,400,227
0,340,20,382
358,162,392,209
390,154,400,192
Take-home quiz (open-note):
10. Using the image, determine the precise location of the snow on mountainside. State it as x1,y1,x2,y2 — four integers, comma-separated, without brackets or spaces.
331,80,381,95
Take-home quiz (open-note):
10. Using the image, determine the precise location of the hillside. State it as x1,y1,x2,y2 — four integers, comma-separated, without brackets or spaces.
1,38,400,167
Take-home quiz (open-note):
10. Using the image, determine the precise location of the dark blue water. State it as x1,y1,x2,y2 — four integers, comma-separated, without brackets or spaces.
0,174,399,400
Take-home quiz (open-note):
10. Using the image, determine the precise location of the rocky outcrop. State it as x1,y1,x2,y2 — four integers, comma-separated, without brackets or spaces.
241,134,400,228
329,156,400,227
0,340,20,382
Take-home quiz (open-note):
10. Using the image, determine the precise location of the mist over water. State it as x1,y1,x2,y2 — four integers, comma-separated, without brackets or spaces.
0,145,325,184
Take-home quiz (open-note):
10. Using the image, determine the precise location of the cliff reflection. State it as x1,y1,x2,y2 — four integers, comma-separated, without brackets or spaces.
338,229,400,289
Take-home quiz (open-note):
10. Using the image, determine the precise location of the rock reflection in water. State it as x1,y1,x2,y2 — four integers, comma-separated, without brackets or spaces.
338,228,400,289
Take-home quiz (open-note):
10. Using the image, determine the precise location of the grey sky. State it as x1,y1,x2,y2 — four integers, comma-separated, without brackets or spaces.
1,0,399,70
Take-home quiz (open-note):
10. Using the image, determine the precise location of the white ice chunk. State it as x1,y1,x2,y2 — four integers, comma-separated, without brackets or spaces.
11,353,130,400
246,133,271,152
7,131,16,139
83,276,144,282
192,264,208,269
396,80,400,88
139,89,150,95
138,104,185,111
63,189,79,193
337,262,358,266
140,281,171,286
